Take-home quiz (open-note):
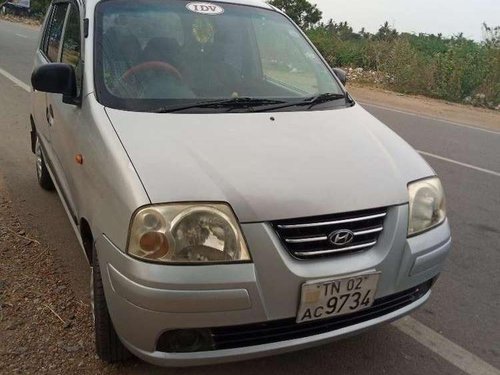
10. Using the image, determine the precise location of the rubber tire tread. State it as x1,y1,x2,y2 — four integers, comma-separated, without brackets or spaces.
93,246,131,363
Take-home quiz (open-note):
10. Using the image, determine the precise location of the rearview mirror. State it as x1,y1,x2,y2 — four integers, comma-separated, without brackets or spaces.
333,68,347,86
31,63,77,103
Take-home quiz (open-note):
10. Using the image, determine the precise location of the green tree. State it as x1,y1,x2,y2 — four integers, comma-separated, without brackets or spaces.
324,20,361,40
30,0,51,16
482,23,500,48
375,21,398,41
359,27,372,39
268,0,322,30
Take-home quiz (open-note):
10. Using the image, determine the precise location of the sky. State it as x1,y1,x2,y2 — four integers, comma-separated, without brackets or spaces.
311,0,500,41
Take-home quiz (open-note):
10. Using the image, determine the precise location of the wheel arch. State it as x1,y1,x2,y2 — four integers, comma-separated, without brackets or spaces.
30,115,37,154
80,217,94,265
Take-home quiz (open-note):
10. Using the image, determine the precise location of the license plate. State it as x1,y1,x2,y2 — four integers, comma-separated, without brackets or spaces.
296,272,380,323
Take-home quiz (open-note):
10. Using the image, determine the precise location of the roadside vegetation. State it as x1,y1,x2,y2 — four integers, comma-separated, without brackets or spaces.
270,0,500,109
0,0,49,17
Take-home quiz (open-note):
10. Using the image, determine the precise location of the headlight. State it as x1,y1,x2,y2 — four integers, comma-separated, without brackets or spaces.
127,203,251,264
408,177,446,236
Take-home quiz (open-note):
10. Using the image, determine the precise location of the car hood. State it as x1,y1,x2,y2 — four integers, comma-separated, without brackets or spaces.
105,105,434,222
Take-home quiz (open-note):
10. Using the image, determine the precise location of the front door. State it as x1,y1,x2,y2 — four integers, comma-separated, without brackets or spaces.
33,2,68,168
45,1,84,223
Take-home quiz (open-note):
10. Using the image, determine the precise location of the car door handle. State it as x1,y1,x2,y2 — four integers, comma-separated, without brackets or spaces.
46,105,54,126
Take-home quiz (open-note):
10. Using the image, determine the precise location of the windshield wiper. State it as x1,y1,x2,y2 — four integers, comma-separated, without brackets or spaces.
153,98,287,113
254,92,350,112
305,92,348,109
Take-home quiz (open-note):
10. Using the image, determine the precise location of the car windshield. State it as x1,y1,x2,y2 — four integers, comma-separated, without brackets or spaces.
94,0,344,112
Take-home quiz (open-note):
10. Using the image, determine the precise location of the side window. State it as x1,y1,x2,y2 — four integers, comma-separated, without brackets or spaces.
40,6,54,53
43,3,69,62
61,4,82,95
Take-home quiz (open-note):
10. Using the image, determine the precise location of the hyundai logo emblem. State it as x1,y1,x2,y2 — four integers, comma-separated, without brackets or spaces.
329,229,355,246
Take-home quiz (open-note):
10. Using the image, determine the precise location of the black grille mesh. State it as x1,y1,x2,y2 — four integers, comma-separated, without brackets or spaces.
156,280,433,353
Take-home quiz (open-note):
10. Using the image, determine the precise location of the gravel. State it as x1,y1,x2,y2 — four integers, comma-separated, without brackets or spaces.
0,187,138,374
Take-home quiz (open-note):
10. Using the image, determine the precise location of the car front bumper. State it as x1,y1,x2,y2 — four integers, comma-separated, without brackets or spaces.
95,204,451,367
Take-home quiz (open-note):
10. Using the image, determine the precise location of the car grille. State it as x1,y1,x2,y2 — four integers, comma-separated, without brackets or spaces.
156,280,433,353
272,207,388,259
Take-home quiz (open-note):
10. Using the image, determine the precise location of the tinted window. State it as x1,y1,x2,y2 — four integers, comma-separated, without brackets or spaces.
40,6,54,53
94,0,343,113
44,3,68,62
61,4,82,95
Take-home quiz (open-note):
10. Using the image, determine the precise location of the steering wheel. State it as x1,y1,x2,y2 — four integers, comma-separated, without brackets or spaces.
120,60,183,85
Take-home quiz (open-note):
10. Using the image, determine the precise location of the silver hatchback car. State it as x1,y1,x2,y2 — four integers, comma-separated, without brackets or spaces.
30,0,451,367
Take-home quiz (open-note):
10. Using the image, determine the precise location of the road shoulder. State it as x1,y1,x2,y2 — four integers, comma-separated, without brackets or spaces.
0,15,41,29
0,179,121,374
348,85,500,132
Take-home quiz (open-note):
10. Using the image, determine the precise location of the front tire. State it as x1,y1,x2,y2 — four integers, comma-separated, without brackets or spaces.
92,246,131,363
34,136,54,191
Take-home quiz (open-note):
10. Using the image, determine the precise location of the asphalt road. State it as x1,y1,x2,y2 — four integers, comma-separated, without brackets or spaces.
0,19,499,375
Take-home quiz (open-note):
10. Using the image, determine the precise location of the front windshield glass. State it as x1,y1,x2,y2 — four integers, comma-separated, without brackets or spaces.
94,0,344,112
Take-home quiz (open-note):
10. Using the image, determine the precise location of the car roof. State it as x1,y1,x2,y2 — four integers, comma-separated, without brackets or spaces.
83,0,274,11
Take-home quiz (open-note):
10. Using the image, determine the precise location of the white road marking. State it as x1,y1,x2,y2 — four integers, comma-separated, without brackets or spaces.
15,33,28,38
393,317,500,375
360,101,500,136
0,66,31,92
418,150,500,177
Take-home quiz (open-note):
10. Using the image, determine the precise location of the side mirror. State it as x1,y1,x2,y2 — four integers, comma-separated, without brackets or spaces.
31,63,77,103
333,68,347,86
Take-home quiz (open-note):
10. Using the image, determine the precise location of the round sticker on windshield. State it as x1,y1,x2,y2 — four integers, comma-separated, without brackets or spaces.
186,2,225,15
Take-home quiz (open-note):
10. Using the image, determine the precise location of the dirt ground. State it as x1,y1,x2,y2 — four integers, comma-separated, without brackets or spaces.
0,179,140,374
0,13,40,27
348,85,500,132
